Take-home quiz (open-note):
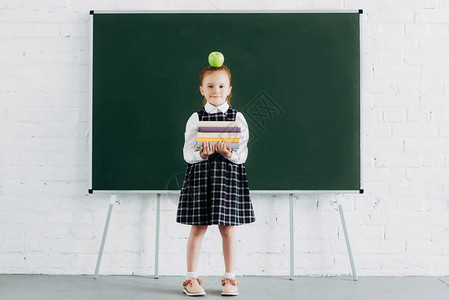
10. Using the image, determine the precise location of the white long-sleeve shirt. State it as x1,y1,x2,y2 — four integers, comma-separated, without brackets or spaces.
183,101,249,165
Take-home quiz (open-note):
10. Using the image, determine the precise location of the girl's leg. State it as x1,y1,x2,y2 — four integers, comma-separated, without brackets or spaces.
186,225,208,273
218,225,236,273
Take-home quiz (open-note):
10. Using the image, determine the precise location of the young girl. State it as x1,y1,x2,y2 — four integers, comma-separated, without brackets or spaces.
176,63,256,296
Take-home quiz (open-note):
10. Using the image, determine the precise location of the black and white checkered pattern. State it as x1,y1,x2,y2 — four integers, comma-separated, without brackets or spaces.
176,106,256,226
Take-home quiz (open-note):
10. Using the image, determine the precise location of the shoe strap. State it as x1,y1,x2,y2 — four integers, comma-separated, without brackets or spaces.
220,277,239,286
183,277,203,287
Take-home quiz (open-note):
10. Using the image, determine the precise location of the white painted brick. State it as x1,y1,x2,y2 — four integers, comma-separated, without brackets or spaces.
344,0,388,9
0,255,26,269
406,168,449,183
354,239,405,254
405,24,429,37
421,65,449,80
0,23,15,36
399,195,427,212
431,109,449,123
5,123,43,136
431,227,449,241
297,253,334,270
415,8,449,23
420,95,449,108
374,36,418,50
22,166,78,181
427,24,449,38
374,153,420,167
409,182,447,197
370,212,415,226
364,122,391,136
0,50,24,64
2,151,47,165
383,108,406,122
393,80,420,94
420,152,445,167
304,226,338,240
418,37,449,52
385,225,431,240
404,137,448,151
441,125,449,136
372,94,420,108
406,107,432,122
365,167,405,182
7,109,30,121
68,0,113,10
312,0,344,9
45,181,88,195
392,122,439,137
379,253,427,274
375,50,405,65
344,224,384,240
414,213,449,226
365,137,404,153
378,23,404,37
2,166,25,179
14,23,38,37
362,182,391,196
2,180,46,195
368,9,415,23
405,50,448,64
374,65,421,80
1,92,47,107
388,0,438,8
427,255,449,275
426,195,449,211
46,122,88,137
296,240,332,254
364,79,395,93
406,240,449,255
23,0,68,9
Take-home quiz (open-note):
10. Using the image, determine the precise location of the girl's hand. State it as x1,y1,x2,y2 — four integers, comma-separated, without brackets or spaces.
215,140,232,158
199,140,215,159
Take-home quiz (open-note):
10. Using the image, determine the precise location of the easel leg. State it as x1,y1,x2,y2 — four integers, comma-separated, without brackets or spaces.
336,194,358,281
289,193,294,280
154,193,161,279
93,194,117,279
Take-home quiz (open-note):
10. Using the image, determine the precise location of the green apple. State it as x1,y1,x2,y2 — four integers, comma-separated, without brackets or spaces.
208,51,224,67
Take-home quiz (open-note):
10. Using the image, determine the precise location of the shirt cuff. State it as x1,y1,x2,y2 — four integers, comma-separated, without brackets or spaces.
225,151,240,164
195,151,208,161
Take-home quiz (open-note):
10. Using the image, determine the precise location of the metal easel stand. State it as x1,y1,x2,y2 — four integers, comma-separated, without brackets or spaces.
93,194,119,279
154,193,160,279
93,193,162,280
288,193,357,281
334,193,357,281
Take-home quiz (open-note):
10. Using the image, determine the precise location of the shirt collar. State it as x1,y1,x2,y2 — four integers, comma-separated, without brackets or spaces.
204,101,229,114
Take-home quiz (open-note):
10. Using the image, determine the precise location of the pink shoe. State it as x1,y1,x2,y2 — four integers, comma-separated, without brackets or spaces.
220,276,239,296
182,277,206,296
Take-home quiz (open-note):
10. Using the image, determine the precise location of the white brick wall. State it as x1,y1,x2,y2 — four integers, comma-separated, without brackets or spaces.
0,0,448,276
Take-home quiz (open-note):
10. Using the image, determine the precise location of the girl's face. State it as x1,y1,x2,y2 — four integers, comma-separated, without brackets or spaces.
199,71,232,107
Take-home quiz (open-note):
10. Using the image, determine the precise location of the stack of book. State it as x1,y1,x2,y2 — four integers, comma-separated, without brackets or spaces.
194,121,240,151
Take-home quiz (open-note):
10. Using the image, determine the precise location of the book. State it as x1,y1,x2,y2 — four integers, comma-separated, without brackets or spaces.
196,138,239,143
198,121,238,128
195,141,239,151
197,132,240,139
199,126,241,132
194,120,241,152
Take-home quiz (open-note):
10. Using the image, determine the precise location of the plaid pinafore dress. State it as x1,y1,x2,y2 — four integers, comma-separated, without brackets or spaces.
176,106,256,226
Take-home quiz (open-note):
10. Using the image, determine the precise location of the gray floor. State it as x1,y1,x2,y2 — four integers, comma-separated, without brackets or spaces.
0,275,448,300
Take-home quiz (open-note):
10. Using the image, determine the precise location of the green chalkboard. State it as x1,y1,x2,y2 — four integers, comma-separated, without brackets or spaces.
89,11,362,192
